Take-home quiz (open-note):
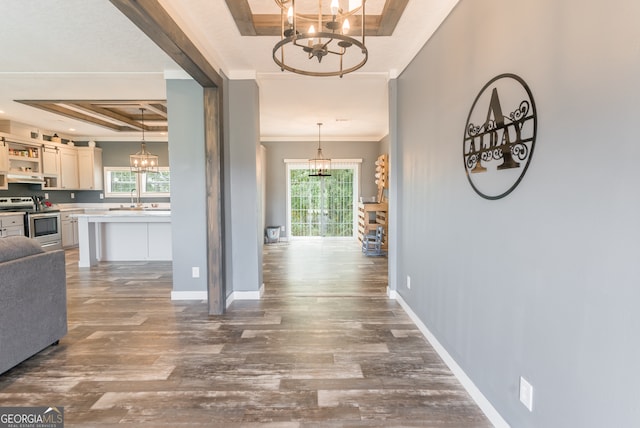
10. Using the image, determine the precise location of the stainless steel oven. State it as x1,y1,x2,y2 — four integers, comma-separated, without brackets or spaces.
26,211,62,250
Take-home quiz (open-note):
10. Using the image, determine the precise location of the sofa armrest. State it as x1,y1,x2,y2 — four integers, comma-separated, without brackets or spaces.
0,249,67,374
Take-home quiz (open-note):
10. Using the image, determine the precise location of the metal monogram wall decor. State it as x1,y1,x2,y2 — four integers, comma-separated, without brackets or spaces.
463,73,537,199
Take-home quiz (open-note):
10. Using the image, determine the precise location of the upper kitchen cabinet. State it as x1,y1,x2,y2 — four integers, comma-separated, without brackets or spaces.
0,138,9,172
0,139,8,189
77,147,103,190
59,145,79,190
41,144,60,189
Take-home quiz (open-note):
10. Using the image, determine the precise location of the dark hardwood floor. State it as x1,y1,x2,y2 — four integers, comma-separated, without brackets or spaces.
0,240,490,427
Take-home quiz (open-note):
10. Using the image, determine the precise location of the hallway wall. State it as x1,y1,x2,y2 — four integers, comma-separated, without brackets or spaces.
395,0,640,426
262,140,381,239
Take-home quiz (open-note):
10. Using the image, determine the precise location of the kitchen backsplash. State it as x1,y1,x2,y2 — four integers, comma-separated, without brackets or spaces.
0,183,170,205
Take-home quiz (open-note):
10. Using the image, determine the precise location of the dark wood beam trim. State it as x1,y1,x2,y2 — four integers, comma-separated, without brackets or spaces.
109,0,222,88
204,86,225,315
141,103,168,117
15,101,127,132
110,0,226,314
377,0,409,36
73,102,146,131
224,0,256,36
251,14,382,37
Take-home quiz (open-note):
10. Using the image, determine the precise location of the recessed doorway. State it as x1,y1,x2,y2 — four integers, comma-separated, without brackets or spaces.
286,161,361,238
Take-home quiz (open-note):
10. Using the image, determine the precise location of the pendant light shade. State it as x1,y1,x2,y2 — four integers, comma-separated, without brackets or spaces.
130,108,158,174
309,122,331,177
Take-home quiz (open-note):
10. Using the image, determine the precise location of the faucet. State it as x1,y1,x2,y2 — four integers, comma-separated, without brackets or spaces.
130,189,136,207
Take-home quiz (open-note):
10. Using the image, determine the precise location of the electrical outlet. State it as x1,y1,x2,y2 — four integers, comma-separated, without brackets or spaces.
99,193,104,200
406,275,411,289
70,193,75,199
519,376,533,411
280,225,285,232
192,267,200,278
44,193,49,199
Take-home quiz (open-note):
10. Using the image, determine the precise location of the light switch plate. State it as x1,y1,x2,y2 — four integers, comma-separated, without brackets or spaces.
519,376,533,411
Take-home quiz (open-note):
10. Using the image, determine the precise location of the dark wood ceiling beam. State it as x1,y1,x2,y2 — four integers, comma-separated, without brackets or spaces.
224,0,256,36
109,0,222,88
230,0,404,37
377,0,409,36
15,101,129,132
142,103,168,117
251,14,381,36
72,102,147,131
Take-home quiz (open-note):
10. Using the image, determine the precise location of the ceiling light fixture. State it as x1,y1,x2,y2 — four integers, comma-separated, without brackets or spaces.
129,108,158,174
309,122,331,177
273,0,368,78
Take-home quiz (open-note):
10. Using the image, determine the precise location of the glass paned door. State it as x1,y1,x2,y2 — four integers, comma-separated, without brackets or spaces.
288,164,357,237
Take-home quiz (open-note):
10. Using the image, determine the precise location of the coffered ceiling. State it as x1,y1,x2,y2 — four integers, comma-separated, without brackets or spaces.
226,0,408,36
0,0,459,142
15,100,168,133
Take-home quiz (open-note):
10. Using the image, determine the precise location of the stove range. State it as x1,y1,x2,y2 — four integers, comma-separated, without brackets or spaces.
0,196,62,250
0,196,35,212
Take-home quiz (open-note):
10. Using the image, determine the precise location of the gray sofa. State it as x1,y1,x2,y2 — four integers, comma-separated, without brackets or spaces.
0,236,67,375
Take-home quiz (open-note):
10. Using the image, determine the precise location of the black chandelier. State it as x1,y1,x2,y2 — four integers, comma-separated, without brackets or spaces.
309,122,331,177
129,108,158,174
273,0,368,78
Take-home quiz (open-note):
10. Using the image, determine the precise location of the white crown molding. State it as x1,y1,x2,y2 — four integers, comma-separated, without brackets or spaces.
228,70,258,80
164,69,192,80
261,135,385,143
394,0,460,77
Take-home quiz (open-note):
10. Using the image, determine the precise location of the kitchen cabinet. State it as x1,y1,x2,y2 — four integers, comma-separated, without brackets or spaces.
0,139,7,190
0,138,9,172
41,144,60,189
59,145,79,190
0,213,25,237
77,147,103,190
61,209,83,247
6,142,42,185
75,211,172,267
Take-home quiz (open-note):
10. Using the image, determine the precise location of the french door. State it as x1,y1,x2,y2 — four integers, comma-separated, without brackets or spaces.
286,161,360,238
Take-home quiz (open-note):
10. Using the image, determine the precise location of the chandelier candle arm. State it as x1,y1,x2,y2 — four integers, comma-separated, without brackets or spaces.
309,122,331,177
130,108,159,175
272,0,368,78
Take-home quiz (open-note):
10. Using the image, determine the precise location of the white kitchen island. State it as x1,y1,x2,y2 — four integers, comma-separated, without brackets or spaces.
74,211,171,267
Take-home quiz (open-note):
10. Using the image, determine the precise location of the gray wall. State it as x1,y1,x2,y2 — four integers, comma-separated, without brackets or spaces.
226,79,263,293
261,140,382,238
395,0,640,427
100,141,169,167
166,78,207,294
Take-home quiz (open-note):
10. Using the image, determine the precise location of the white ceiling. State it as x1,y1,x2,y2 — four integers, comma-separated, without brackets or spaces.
0,0,458,142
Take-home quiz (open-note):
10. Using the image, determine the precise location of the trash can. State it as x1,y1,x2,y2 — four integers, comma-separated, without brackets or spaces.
265,226,281,243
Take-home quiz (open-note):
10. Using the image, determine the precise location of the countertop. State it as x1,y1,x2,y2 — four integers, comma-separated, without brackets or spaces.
72,210,171,223
0,211,26,217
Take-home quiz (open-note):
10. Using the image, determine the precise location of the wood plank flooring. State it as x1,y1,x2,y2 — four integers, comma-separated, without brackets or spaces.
0,239,491,427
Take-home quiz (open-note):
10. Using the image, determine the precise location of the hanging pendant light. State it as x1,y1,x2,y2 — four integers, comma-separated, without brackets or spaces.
273,0,368,78
130,108,159,174
309,122,331,177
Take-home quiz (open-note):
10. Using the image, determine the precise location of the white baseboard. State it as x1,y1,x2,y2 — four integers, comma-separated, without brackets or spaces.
226,283,265,308
386,286,397,299
393,292,509,428
170,290,207,301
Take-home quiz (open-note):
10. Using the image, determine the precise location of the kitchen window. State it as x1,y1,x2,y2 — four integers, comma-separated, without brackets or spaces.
104,167,170,198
